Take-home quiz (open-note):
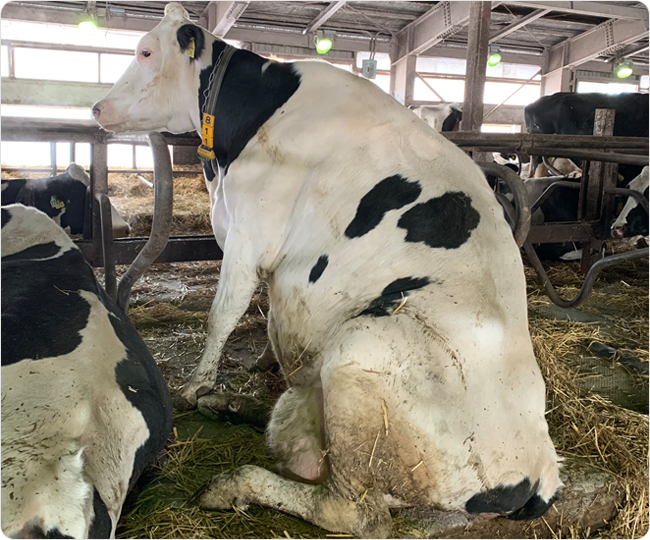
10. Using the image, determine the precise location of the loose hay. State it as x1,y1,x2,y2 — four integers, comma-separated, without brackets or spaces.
527,257,649,539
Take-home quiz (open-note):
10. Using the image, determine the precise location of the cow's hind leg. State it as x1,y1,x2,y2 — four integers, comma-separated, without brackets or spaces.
199,466,391,538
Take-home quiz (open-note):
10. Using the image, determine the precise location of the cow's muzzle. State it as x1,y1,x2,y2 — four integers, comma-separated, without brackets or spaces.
92,103,103,120
611,225,625,239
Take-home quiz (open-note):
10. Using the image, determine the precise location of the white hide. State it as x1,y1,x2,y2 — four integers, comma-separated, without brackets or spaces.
95,5,561,535
1,205,149,538
612,165,649,231
410,103,462,132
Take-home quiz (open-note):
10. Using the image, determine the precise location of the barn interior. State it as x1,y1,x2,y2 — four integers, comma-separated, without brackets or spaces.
1,1,649,539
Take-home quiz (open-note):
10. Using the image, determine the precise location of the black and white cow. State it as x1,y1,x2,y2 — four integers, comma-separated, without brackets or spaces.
1,163,130,238
524,92,649,183
1,204,172,538
611,165,649,239
92,4,561,536
409,103,463,132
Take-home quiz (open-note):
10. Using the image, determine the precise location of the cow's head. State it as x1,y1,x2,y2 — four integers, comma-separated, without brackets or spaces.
611,166,649,239
93,3,212,133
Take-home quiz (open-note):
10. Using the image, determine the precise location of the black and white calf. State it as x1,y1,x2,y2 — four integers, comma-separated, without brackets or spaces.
409,103,463,132
93,4,561,536
612,165,649,239
1,204,172,538
1,164,130,238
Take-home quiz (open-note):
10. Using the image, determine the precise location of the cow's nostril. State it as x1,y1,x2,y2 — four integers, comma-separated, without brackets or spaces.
92,104,102,120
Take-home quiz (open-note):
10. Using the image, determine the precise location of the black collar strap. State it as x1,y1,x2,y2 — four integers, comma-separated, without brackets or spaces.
197,44,237,161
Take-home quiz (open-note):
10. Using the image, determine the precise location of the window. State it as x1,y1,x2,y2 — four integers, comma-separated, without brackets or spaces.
481,124,522,133
640,75,649,91
1,20,142,50
100,53,134,84
1,105,91,120
414,77,465,102
417,57,465,75
484,81,540,106
1,45,9,77
14,48,98,82
577,80,639,94
371,73,390,94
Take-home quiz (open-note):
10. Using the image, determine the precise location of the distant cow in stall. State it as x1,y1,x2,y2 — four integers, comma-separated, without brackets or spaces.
1,204,173,538
611,165,649,239
409,103,463,132
92,4,561,536
1,163,130,238
524,92,649,182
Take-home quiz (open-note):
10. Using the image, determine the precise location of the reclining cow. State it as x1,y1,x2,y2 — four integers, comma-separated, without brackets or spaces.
1,163,130,238
92,4,561,536
1,204,172,538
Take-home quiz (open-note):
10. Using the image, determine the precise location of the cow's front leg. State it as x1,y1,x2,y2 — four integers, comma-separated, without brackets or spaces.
178,237,260,408
199,465,391,538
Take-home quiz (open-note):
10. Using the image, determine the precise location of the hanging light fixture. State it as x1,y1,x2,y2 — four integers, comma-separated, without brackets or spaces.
487,46,502,67
614,58,634,79
314,30,335,54
79,2,98,36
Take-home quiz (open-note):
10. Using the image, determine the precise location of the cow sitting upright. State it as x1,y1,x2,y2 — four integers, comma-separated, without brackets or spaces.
1,163,130,238
1,204,172,538
92,4,561,536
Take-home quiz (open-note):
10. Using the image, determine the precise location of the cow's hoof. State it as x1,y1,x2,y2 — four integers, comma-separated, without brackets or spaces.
173,387,200,411
197,392,271,428
199,468,251,511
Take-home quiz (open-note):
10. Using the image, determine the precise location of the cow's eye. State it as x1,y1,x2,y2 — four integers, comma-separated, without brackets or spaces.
141,50,151,58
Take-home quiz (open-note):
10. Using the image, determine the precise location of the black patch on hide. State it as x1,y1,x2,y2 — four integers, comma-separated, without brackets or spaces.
359,276,431,317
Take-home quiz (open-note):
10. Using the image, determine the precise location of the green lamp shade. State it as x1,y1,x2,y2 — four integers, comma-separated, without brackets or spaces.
315,37,333,54
616,64,633,78
79,19,98,36
487,52,502,67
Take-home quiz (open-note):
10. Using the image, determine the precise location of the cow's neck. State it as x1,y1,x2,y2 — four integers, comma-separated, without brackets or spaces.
197,39,301,174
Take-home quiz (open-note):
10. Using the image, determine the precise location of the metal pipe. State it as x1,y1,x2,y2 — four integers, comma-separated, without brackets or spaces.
477,161,531,247
50,141,57,177
530,180,580,215
95,192,117,300
116,132,174,313
524,243,649,308
541,156,563,177
606,187,650,214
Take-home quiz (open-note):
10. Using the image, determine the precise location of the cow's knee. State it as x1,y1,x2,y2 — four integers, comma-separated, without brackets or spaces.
267,386,327,482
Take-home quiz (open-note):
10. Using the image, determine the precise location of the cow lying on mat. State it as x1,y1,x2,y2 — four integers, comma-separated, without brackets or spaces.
1,163,130,238
1,204,172,538
92,3,562,536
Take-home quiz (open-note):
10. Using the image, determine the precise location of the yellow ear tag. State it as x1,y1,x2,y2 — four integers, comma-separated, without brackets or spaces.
50,196,65,210
187,37,196,59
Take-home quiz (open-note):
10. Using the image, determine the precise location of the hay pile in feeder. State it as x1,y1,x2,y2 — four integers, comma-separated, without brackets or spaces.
107,167,212,236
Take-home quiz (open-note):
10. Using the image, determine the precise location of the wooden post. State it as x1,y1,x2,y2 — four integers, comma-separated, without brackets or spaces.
580,108,617,274
462,1,492,133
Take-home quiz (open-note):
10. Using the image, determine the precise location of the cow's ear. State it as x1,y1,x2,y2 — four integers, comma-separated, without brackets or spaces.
177,24,205,61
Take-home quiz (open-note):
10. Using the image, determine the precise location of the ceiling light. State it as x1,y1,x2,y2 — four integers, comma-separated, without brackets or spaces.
615,58,634,79
314,31,335,55
487,46,501,67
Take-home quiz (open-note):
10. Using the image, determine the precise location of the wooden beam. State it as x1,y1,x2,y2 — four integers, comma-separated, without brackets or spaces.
489,8,550,44
504,1,648,20
302,1,347,35
546,18,649,74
